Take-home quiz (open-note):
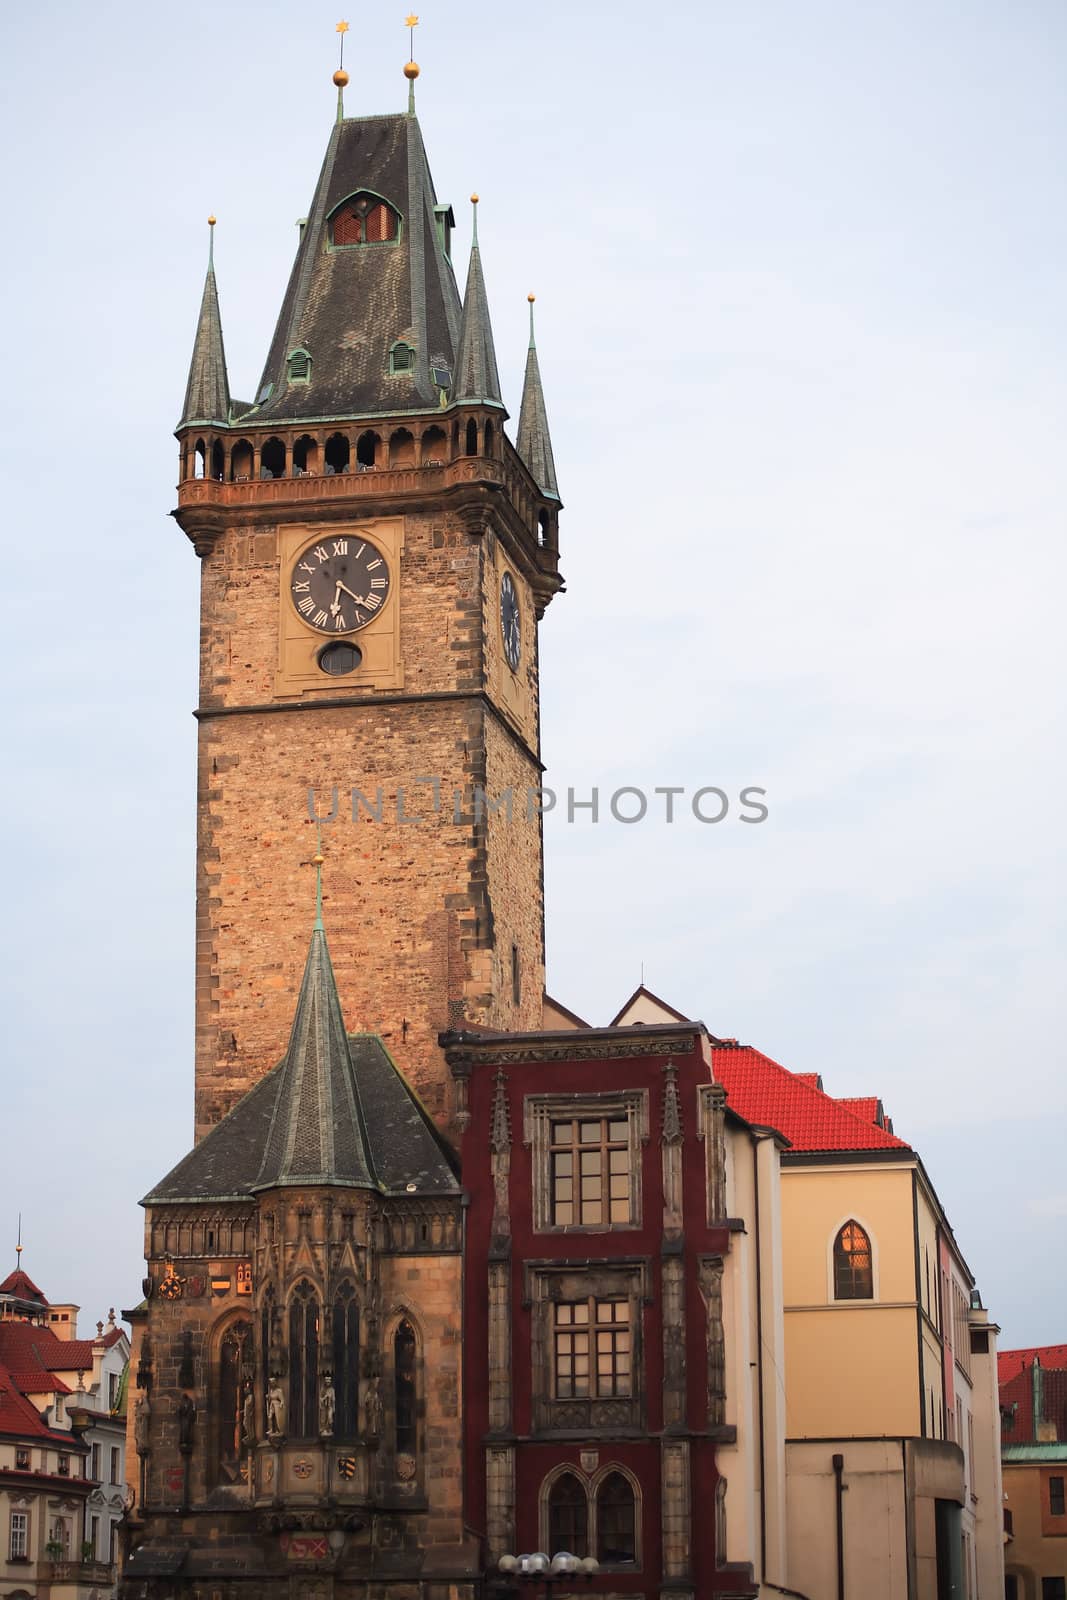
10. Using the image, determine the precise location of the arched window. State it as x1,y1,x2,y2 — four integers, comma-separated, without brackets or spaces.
547,1472,589,1557
193,439,206,479
597,1471,636,1564
332,1286,360,1439
833,1220,874,1300
394,1319,417,1455
217,1319,251,1484
211,439,225,481
484,418,495,458
288,1282,320,1438
356,430,379,468
330,192,400,248
465,418,479,456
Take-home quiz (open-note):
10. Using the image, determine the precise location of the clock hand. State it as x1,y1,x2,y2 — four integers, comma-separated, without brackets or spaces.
329,582,342,616
336,580,368,605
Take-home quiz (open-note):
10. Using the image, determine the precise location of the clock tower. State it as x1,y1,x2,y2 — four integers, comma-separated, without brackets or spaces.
174,68,562,1138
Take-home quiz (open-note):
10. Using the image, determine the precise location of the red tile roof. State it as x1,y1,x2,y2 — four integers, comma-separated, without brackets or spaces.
836,1096,883,1127
0,1268,47,1302
712,1046,911,1153
793,1072,824,1090
0,1322,100,1376
999,1345,1067,1384
7,1370,73,1395
0,1360,72,1443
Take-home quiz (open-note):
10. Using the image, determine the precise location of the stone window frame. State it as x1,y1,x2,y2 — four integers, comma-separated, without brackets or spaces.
537,1462,643,1570
525,1258,651,1436
524,1091,649,1235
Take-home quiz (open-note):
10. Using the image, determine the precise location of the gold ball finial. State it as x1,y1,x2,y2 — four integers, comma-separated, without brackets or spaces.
528,293,536,303
404,59,420,79
333,68,349,87
313,852,325,868
208,215,217,226
471,192,479,205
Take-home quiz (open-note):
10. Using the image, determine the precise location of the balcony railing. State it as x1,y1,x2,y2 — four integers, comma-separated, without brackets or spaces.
40,1558,116,1585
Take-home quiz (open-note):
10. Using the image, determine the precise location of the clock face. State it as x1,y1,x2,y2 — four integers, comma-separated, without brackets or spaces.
501,571,521,671
290,535,391,634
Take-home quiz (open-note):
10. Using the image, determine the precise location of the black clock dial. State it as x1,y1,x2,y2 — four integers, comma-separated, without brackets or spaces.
501,571,521,671
290,535,391,633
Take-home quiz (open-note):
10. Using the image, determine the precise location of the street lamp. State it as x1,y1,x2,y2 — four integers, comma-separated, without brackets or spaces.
497,1551,600,1591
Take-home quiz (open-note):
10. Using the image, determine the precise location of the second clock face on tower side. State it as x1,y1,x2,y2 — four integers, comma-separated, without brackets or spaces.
290,535,391,633
500,571,521,671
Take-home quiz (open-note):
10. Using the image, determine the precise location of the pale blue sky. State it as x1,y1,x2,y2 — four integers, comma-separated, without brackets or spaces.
1,1,1064,1345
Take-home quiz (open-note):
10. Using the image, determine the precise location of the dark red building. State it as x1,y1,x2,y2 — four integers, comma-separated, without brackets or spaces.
445,1021,760,1600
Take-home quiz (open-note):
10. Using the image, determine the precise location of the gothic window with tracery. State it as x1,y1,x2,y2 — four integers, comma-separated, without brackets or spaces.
217,1320,251,1483
332,1286,360,1438
394,1319,417,1456
289,1282,320,1438
547,1472,589,1557
597,1472,637,1564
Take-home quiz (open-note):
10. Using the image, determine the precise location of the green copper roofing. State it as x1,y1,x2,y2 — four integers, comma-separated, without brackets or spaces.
179,222,230,430
516,297,559,499
452,197,504,409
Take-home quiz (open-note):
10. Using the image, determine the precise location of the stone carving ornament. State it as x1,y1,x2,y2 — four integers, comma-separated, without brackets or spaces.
318,1374,336,1437
266,1379,287,1437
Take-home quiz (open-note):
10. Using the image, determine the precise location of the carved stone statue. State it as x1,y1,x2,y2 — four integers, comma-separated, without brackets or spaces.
364,1374,383,1441
318,1374,336,1437
241,1384,256,1450
266,1379,287,1437
134,1393,152,1454
177,1393,196,1452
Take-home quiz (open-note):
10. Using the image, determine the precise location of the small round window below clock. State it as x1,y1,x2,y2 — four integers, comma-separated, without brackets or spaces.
318,642,362,676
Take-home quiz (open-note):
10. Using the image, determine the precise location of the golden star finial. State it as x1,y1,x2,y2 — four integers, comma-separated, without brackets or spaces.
405,13,419,28
336,19,349,31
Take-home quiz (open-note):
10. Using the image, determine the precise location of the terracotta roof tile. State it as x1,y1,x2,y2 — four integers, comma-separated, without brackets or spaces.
0,1268,47,1302
712,1046,911,1153
836,1096,883,1127
7,1371,72,1395
0,1360,72,1443
0,1323,99,1375
999,1345,1067,1383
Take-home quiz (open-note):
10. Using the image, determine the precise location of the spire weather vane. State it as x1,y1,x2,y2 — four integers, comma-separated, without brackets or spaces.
405,13,419,60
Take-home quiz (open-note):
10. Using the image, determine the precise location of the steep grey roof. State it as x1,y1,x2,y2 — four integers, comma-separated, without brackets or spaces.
247,113,461,422
254,925,376,1190
452,205,503,408
143,925,459,1205
516,304,559,498
180,256,230,429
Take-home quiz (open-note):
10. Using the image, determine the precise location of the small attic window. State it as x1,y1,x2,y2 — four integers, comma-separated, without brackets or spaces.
287,348,312,385
330,192,400,248
390,341,415,375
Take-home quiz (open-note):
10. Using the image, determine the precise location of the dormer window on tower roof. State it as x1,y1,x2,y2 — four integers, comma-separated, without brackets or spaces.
287,348,312,385
330,192,400,248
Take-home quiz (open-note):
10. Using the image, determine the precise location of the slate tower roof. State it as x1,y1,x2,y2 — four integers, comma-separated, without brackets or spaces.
179,226,231,429
516,298,559,499
144,907,459,1204
247,111,462,422
452,199,503,409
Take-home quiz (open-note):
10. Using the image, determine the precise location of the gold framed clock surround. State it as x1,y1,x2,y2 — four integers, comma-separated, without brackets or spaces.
275,516,405,695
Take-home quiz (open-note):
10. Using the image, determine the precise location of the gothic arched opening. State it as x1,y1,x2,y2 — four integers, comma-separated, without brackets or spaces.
421,426,446,465
230,439,254,481
288,1282,320,1439
465,418,478,456
324,433,350,474
260,438,286,480
548,1472,589,1557
389,429,416,469
394,1319,417,1455
356,430,379,468
293,435,319,475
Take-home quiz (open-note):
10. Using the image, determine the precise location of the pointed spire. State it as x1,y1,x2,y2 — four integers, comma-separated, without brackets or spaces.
516,294,559,499
179,218,231,429
452,196,504,408
253,855,376,1191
